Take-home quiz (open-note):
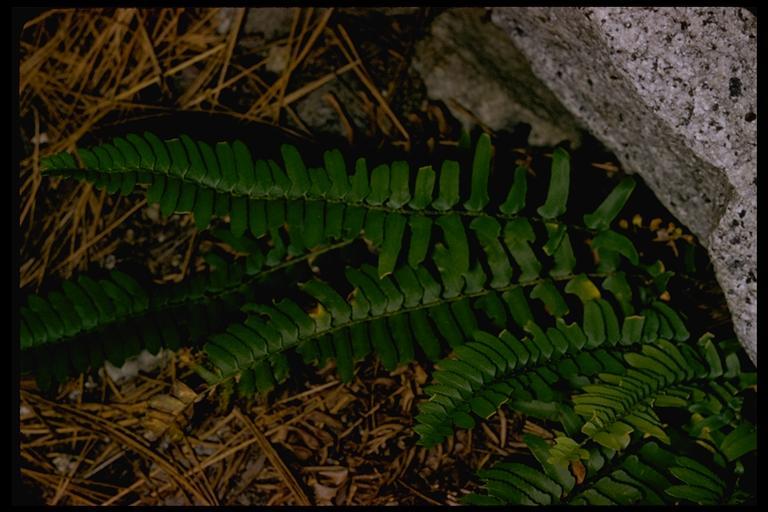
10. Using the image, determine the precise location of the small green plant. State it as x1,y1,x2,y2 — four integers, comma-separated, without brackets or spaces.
24,128,755,505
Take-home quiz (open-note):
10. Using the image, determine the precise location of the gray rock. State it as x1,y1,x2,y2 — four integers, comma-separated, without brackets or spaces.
215,7,292,41
293,81,371,140
411,8,582,147
244,7,293,40
370,7,422,16
342,7,422,17
215,8,236,35
491,7,757,364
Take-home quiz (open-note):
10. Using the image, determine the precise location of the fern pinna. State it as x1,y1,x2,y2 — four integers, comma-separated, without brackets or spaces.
20,230,349,390
30,127,755,505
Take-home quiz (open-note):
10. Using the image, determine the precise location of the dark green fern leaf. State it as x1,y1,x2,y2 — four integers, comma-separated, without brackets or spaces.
41,132,643,286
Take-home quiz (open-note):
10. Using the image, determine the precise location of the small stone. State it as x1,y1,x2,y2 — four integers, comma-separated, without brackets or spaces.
215,8,237,35
31,132,48,145
294,82,369,138
53,455,76,475
102,358,140,385
137,349,168,373
145,203,160,222
244,7,293,40
265,44,290,74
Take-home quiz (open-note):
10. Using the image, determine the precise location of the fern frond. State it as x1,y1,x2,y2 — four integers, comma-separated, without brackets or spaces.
415,264,690,446
468,436,737,506
21,269,151,351
20,260,244,388
41,132,647,283
574,335,745,449
30,123,756,505
462,332,753,505
20,235,347,389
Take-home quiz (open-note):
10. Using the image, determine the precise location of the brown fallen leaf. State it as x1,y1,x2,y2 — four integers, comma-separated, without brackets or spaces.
308,410,343,430
291,425,322,450
591,161,620,173
142,380,198,441
311,480,338,505
570,459,586,485
413,364,428,386
319,467,349,486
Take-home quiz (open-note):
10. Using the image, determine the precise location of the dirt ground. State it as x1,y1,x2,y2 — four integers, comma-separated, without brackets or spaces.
16,8,738,505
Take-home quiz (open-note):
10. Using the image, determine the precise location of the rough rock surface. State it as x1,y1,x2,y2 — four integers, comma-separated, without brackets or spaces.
293,81,371,140
491,7,757,364
411,8,582,147
243,7,293,39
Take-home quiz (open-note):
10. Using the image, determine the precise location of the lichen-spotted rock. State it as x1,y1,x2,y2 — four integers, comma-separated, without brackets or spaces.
491,7,757,364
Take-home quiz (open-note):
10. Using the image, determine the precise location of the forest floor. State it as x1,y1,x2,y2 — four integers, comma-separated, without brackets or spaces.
16,8,735,505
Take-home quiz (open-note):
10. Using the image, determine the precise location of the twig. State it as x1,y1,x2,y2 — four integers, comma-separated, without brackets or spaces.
53,198,146,272
281,59,359,106
234,408,312,506
274,379,340,405
273,8,302,123
185,58,267,108
333,24,410,142
50,437,96,505
23,391,211,505
213,8,245,104
20,107,41,226
182,433,220,505
323,92,355,144
396,478,443,506
247,8,333,119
